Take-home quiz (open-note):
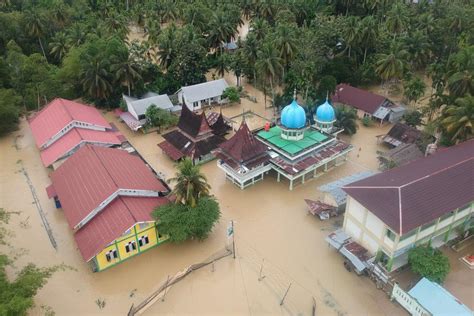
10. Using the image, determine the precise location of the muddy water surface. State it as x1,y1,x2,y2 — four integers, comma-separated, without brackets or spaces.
1,79,406,316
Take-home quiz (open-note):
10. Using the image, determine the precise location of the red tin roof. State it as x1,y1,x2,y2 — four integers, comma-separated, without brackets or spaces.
74,196,168,261
50,145,167,229
332,84,388,114
343,139,474,235
40,128,122,167
29,98,111,148
217,121,269,163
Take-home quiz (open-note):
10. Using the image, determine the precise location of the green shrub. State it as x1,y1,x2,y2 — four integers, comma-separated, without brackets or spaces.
361,116,372,127
408,245,450,284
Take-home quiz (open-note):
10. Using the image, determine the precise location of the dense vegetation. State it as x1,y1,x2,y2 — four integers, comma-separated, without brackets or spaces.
0,0,472,142
408,245,450,284
0,209,60,315
153,158,220,242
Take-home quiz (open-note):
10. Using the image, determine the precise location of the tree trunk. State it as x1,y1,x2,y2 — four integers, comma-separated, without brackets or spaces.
263,84,267,109
348,46,351,58
38,37,47,61
127,82,131,96
363,47,367,64
270,77,275,108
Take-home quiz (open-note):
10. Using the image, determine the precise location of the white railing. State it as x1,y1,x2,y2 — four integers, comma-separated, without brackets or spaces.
391,283,431,316
217,160,271,183
41,121,106,149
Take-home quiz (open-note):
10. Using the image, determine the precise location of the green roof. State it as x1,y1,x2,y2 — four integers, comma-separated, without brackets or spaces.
256,126,330,156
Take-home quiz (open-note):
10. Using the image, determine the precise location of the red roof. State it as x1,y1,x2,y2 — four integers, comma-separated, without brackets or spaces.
74,196,168,261
29,98,111,148
157,141,184,161
40,128,122,167
218,121,269,163
343,139,474,234
332,84,388,114
50,145,167,229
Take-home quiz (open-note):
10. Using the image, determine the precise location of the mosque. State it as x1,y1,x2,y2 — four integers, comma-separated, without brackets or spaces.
215,97,353,190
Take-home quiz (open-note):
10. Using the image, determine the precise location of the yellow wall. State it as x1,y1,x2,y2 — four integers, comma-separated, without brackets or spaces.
92,222,167,271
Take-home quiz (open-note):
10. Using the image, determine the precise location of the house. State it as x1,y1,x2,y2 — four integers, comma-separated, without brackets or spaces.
158,105,229,164
28,98,124,168
214,120,271,189
380,123,434,148
121,93,177,131
332,84,405,123
341,139,474,271
391,278,473,316
377,143,424,170
177,79,229,111
46,145,170,272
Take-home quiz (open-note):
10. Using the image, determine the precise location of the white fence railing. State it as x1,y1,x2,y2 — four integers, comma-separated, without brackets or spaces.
391,283,431,316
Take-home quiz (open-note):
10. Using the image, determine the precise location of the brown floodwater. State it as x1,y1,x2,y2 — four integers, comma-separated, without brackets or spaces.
0,77,408,316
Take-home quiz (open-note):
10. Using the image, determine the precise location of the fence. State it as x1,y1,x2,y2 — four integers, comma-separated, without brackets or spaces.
391,283,430,316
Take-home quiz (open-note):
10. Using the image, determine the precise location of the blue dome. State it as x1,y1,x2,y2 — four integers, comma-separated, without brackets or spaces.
316,100,336,122
281,99,306,129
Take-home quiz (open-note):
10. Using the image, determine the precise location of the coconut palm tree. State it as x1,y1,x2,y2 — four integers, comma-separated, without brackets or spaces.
242,33,259,83
335,105,358,135
256,42,283,108
343,16,359,58
49,32,69,61
111,57,142,96
81,58,113,101
67,23,86,47
358,16,377,64
440,95,474,144
169,158,211,207
275,25,298,75
157,24,178,70
447,46,474,98
386,2,408,38
250,18,269,41
404,30,432,70
24,11,48,60
207,12,237,51
375,41,408,83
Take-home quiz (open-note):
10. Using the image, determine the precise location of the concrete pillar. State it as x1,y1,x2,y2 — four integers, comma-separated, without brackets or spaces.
302,173,305,184
289,179,293,191
324,163,328,172
277,172,281,182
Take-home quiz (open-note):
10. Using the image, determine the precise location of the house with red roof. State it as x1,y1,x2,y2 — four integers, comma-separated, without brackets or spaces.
213,120,271,189
29,98,125,168
47,145,170,271
341,139,474,271
332,84,405,123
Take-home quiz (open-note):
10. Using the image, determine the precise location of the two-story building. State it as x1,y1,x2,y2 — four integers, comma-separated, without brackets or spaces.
341,139,474,271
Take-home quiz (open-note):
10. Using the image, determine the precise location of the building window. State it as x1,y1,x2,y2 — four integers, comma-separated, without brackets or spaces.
105,249,118,262
386,229,396,241
138,114,146,120
138,235,149,247
193,101,199,108
138,222,149,230
125,241,137,253
400,228,417,241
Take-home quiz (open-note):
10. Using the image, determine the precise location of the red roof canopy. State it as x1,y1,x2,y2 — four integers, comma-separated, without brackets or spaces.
332,84,388,114
343,139,474,234
29,98,111,148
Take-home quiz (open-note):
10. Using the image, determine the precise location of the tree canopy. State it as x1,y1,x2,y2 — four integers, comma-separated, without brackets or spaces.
408,245,450,284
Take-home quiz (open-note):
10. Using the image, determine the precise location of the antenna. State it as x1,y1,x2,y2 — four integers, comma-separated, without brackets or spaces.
293,88,297,100
326,91,329,101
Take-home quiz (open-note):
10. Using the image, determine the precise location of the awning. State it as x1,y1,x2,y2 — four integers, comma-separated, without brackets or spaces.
304,199,336,217
120,111,145,131
158,141,184,161
46,184,57,199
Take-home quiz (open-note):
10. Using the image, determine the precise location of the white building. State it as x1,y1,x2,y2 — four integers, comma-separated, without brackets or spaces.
123,93,174,121
341,139,474,271
177,79,229,111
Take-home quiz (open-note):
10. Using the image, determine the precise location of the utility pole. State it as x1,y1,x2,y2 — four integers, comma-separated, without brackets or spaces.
231,220,236,259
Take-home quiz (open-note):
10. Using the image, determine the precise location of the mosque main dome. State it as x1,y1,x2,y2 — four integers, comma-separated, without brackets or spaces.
315,99,336,122
281,99,306,129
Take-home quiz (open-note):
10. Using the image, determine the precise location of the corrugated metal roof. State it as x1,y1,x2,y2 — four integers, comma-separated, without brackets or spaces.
332,84,388,114
74,196,168,261
50,145,167,229
125,94,173,116
408,278,473,316
181,79,229,103
343,139,474,234
39,128,122,167
318,171,376,206
29,98,111,148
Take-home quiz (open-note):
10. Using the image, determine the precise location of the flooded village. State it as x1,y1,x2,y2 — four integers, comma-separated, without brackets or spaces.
1,70,473,315
0,1,473,316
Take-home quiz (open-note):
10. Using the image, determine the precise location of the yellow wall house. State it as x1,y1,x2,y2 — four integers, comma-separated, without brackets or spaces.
47,145,171,272
93,222,169,271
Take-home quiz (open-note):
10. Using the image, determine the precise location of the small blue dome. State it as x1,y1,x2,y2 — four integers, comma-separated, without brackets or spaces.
316,100,336,122
281,99,306,129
